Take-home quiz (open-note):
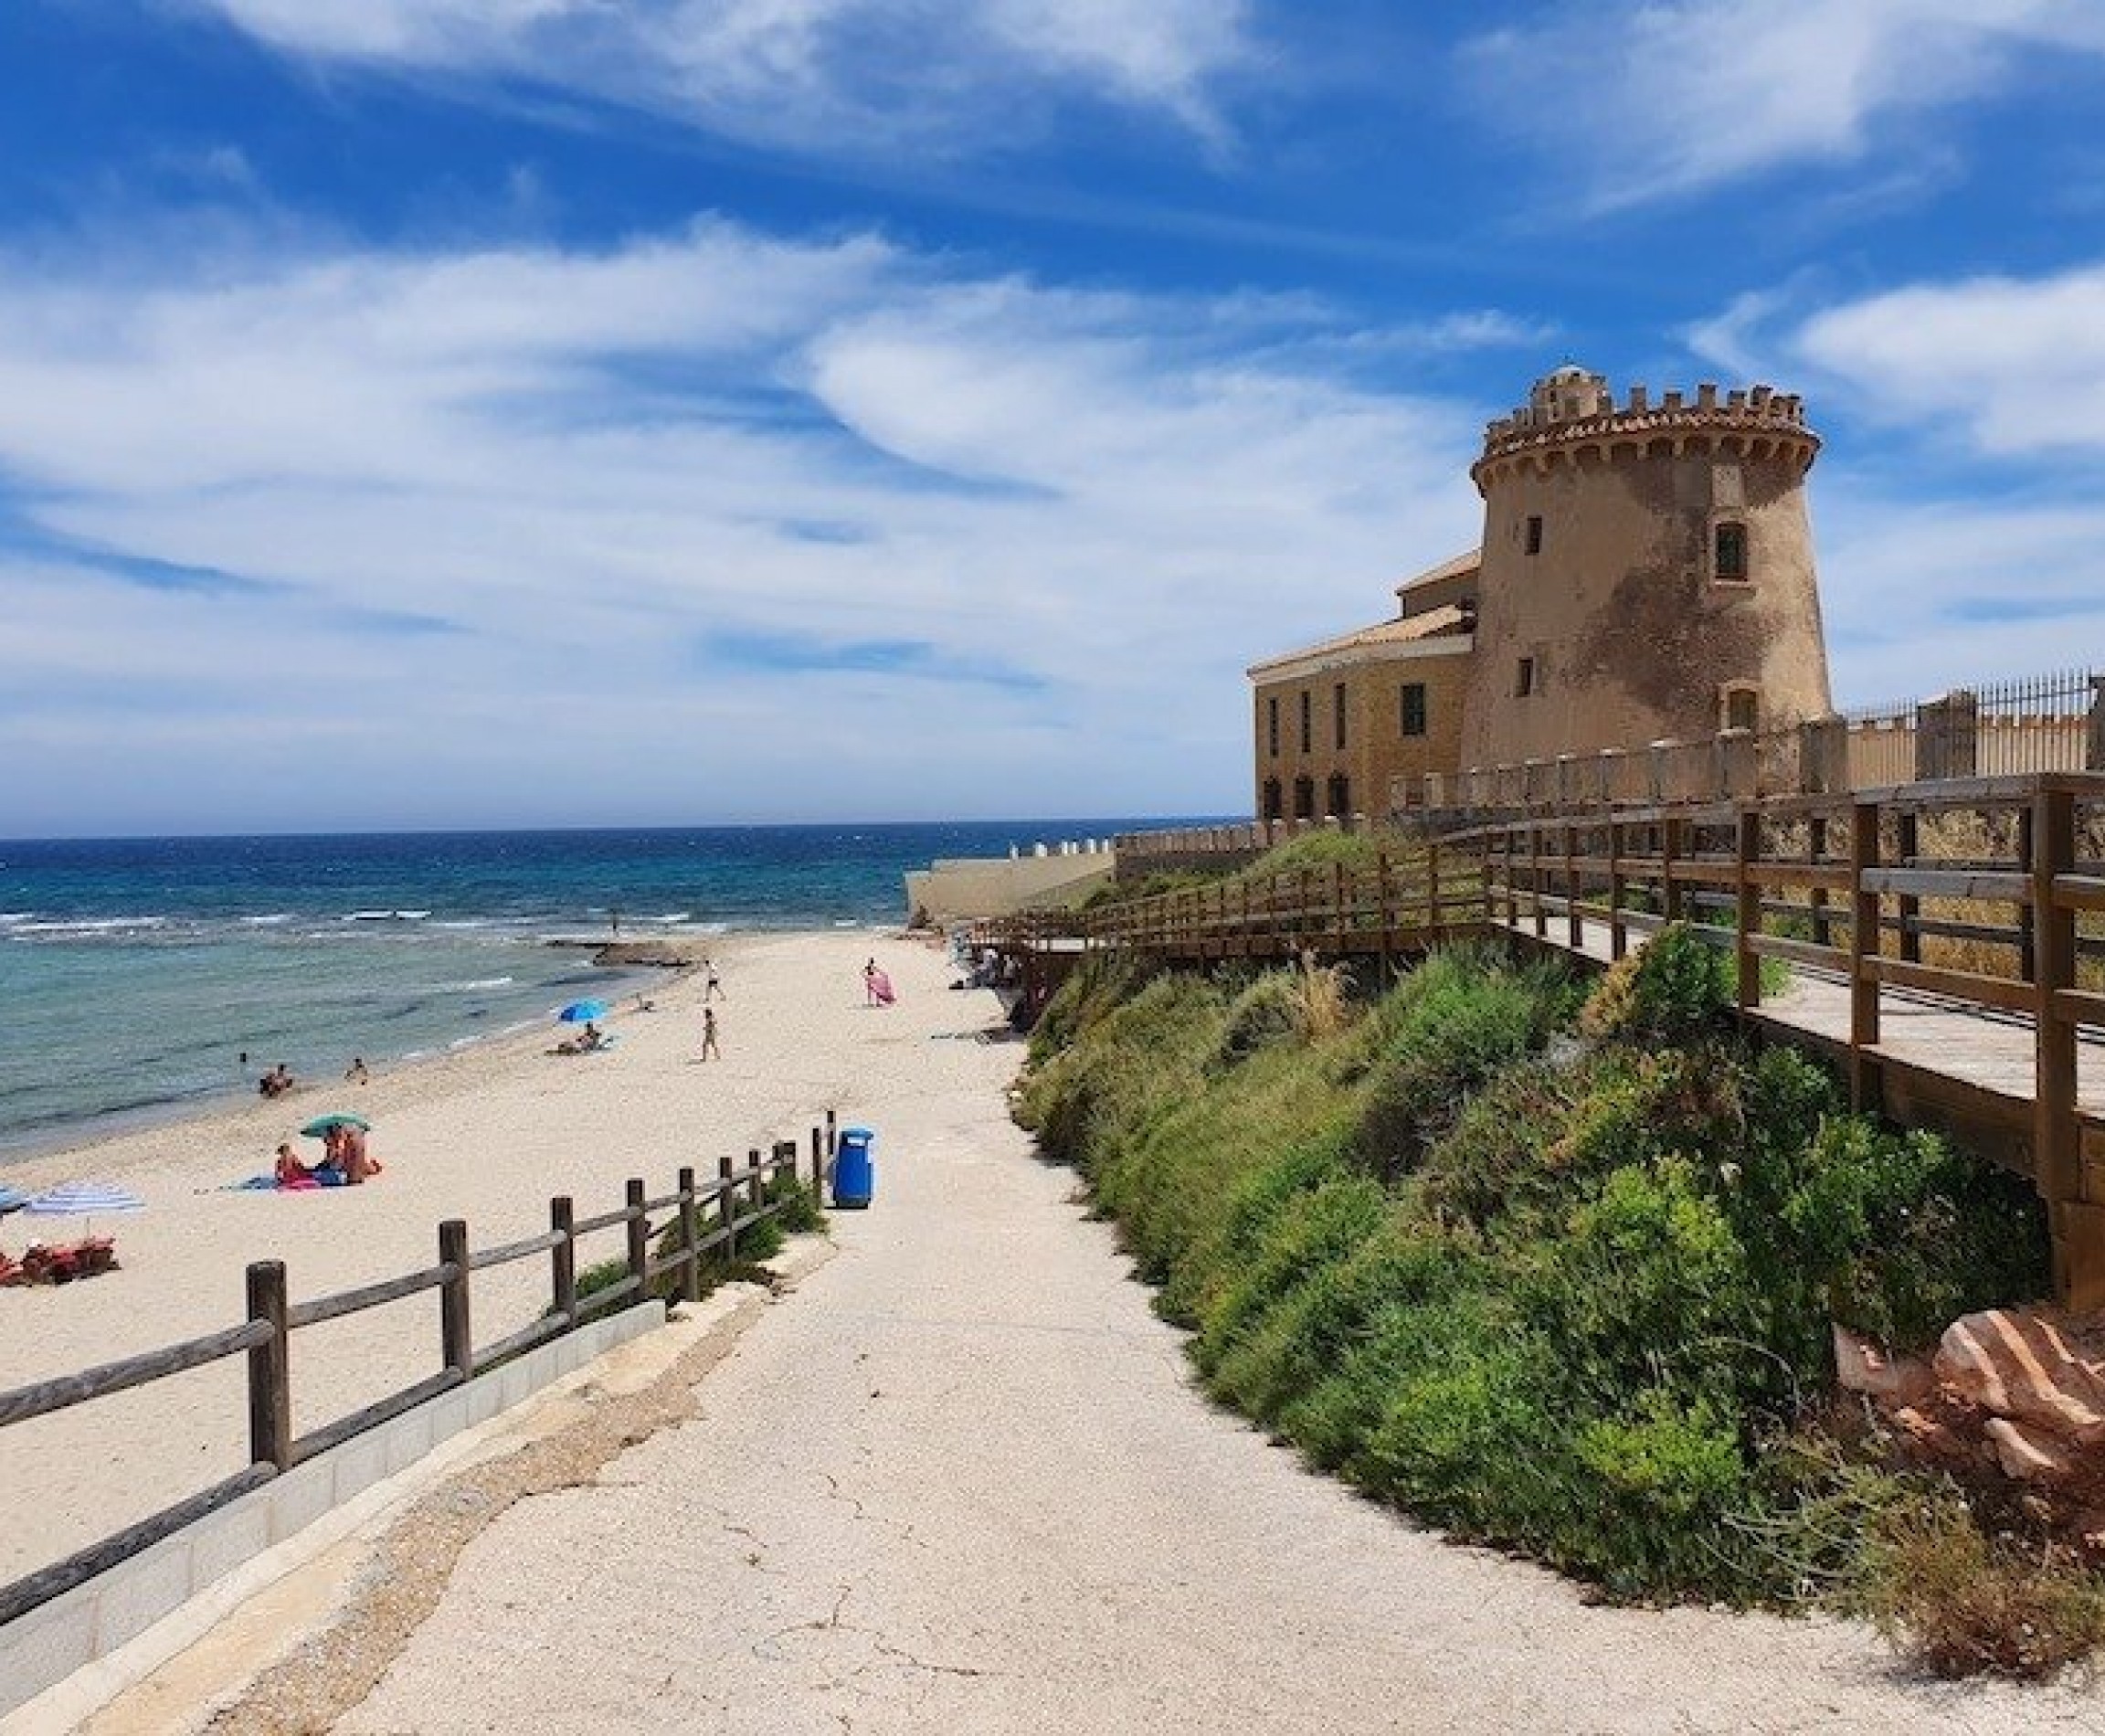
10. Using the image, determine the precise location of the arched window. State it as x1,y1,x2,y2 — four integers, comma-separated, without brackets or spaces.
1327,773,1350,818
1715,521,1749,583
1262,778,1283,821
1293,776,1316,820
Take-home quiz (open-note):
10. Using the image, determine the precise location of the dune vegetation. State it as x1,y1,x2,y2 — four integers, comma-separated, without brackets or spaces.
1016,927,2105,1678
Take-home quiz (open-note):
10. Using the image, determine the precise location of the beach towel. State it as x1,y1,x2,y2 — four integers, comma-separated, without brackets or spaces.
869,969,895,1006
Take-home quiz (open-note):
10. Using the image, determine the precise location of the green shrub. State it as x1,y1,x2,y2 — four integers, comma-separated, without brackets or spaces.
1211,971,1306,1070
1581,922,1731,1043
1013,940,2062,1647
1349,948,1561,1180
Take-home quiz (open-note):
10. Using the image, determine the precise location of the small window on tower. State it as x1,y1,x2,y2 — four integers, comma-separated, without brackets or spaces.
1298,691,1312,754
1266,696,1279,757
1334,683,1347,750
1715,521,1749,583
1400,682,1427,737
1725,687,1759,733
1525,514,1543,556
1516,657,1537,698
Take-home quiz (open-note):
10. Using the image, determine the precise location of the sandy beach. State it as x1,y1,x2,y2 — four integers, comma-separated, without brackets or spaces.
0,927,986,1587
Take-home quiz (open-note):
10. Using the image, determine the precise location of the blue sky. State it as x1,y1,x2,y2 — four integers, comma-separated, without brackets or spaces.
4,2,2105,834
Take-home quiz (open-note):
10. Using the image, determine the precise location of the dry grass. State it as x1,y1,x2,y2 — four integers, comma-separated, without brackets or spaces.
1867,1500,2105,1681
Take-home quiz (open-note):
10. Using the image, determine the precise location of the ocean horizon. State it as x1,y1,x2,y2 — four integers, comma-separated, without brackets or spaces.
0,818,1216,1162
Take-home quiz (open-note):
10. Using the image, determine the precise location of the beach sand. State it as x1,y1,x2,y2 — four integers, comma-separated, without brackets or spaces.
0,928,990,1586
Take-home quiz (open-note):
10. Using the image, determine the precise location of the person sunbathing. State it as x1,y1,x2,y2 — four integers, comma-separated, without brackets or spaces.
273,1143,311,1184
339,1125,383,1183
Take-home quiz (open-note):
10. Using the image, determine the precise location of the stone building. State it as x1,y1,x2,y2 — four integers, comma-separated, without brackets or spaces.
1248,365,1833,819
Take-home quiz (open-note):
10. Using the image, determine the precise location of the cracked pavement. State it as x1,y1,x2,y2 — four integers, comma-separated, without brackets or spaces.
334,1018,2100,1734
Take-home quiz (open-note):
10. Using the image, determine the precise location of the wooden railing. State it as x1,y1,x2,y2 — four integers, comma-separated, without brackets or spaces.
983,772,2105,1306
975,846,1482,968
0,1114,838,1629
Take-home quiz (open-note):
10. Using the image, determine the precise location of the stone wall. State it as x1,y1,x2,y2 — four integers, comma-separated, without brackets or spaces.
1251,643,1470,822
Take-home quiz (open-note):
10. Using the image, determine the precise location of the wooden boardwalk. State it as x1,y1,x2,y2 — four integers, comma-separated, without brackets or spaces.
982,770,2105,1305
1507,905,2105,1123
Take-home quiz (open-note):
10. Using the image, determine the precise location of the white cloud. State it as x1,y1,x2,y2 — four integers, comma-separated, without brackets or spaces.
0,216,1484,833
1684,257,2105,460
173,0,1255,159
1791,262,2105,456
1465,0,2105,209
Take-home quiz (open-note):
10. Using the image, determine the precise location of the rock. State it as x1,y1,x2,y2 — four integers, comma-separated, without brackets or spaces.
588,940,708,969
1985,1416,2082,1484
1934,1308,2105,1446
1888,1403,1984,1471
1832,1323,1936,1406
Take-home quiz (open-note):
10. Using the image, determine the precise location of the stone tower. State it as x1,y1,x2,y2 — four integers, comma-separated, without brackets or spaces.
1457,365,1831,770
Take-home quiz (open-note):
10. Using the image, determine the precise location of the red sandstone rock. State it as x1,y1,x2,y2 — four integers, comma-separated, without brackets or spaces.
1985,1415,2083,1484
1832,1323,1936,1406
1934,1309,2105,1446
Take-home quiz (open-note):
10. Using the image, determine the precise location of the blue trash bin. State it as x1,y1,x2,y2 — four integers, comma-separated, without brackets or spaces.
832,1127,876,1209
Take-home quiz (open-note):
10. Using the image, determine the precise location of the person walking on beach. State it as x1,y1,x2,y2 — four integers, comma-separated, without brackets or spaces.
700,1007,721,1061
344,1056,370,1085
703,958,724,1001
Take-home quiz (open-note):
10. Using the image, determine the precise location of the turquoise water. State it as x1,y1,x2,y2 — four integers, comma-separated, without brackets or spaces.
0,820,1174,1159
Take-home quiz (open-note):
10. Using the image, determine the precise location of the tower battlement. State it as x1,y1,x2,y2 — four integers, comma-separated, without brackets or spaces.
1473,366,1818,494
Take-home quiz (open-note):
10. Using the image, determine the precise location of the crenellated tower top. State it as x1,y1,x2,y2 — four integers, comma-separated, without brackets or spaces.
1471,365,1819,496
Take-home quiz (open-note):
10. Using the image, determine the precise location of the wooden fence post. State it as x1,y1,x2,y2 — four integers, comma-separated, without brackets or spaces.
551,1197,576,1322
825,1109,838,1158
747,1149,765,1216
2018,807,2037,983
1897,810,1921,965
1608,820,1627,960
1662,819,1685,925
2033,789,2086,1304
1564,821,1581,949
677,1165,703,1303
809,1125,826,1193
1736,807,1761,1009
1849,801,1882,1112
245,1259,291,1470
1376,851,1393,978
1530,822,1547,940
439,1219,472,1378
625,1180,650,1296
719,1155,737,1262
1808,815,1831,950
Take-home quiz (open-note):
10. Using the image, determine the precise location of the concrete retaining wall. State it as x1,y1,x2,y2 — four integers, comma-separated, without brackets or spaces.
904,854,1112,923
0,1302,667,1719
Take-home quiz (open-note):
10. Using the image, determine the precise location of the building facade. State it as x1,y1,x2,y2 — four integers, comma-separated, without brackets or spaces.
1248,366,1833,815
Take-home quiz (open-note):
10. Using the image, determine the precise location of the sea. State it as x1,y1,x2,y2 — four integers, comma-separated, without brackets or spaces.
0,820,1182,1164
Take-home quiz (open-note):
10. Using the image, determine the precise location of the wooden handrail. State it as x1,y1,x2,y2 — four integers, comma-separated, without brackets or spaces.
0,1115,840,1634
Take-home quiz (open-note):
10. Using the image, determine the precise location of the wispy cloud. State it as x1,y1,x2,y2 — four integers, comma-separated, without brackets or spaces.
1463,1,2105,210
0,213,1486,831
1687,256,2105,460
172,0,1258,159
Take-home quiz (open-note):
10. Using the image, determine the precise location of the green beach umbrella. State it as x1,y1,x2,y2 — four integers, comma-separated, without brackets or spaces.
300,1112,372,1137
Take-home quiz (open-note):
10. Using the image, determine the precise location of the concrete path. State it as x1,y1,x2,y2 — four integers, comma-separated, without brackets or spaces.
337,1053,2099,1733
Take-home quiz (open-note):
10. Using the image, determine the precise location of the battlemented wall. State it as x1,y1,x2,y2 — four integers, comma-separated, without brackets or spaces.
1459,371,1831,769
1245,365,1835,815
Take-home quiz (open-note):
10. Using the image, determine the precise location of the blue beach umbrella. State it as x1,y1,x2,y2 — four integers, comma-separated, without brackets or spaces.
0,1186,28,1215
558,1000,608,1023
